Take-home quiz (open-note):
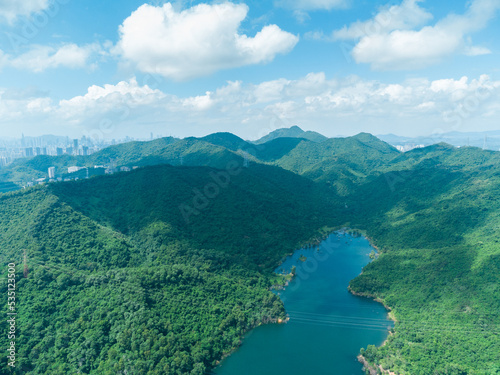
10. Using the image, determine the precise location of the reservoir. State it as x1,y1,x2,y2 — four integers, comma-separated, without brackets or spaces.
214,232,393,375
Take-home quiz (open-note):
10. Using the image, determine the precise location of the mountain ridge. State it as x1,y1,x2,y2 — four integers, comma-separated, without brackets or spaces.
1,130,499,373
252,125,328,144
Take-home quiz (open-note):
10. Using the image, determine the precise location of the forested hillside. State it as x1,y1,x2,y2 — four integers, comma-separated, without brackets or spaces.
1,131,499,374
0,137,242,185
252,125,328,144
0,163,337,374
346,145,500,374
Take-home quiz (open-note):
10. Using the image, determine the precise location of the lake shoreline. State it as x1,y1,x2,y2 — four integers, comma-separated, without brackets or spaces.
213,315,289,368
349,282,397,374
341,227,398,374
357,354,397,375
345,229,399,375
215,231,394,375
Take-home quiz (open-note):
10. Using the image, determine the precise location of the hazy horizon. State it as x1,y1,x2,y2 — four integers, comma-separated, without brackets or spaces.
3,126,500,145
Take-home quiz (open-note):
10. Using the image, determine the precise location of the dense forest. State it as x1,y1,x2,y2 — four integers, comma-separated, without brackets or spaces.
347,145,500,374
0,131,499,374
0,161,338,374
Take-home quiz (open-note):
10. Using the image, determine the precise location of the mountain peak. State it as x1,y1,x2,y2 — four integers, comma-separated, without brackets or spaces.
253,126,327,144
352,132,392,144
349,132,399,154
199,132,251,151
353,132,378,140
289,125,304,132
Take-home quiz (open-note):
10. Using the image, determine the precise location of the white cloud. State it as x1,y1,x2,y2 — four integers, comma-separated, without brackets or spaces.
58,78,166,118
464,45,491,56
334,0,500,70
0,0,49,22
275,0,349,11
180,92,215,111
26,97,53,114
253,78,291,103
430,76,468,95
116,3,298,80
416,101,435,111
0,87,54,123
351,27,461,70
301,75,490,110
333,0,433,40
9,43,101,72
3,73,500,139
250,72,331,103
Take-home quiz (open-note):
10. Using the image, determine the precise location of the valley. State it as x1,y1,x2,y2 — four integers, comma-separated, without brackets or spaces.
0,129,499,374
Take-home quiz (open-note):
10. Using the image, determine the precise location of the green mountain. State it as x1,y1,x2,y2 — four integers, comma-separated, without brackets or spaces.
255,133,401,195
198,132,253,152
0,163,338,374
248,137,306,162
0,181,20,193
345,145,500,374
252,125,328,144
1,132,499,374
51,163,338,269
0,137,243,185
0,132,393,188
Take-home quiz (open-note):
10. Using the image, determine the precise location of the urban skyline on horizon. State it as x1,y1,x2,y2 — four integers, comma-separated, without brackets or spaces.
1,124,499,161
3,125,500,143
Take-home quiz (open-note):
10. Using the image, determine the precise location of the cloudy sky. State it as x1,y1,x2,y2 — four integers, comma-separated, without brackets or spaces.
0,0,499,140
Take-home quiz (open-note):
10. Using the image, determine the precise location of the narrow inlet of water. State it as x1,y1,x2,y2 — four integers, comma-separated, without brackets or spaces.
215,232,393,375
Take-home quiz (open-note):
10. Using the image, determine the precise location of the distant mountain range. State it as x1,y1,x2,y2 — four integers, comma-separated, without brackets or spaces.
378,130,500,151
4,127,500,190
4,126,500,151
251,125,500,151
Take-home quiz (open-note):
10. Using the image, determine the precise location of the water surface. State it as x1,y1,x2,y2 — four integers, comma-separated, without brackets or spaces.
215,232,393,375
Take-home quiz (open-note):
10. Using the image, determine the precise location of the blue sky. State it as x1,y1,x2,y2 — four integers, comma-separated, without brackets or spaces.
0,0,499,140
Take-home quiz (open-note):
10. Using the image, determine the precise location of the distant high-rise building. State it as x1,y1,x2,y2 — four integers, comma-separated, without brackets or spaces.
35,147,41,155
56,147,64,156
73,139,79,152
65,147,73,155
48,167,56,179
25,148,33,157
82,146,89,156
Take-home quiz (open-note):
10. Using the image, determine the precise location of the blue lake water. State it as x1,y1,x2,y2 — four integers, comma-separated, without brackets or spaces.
214,232,393,375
